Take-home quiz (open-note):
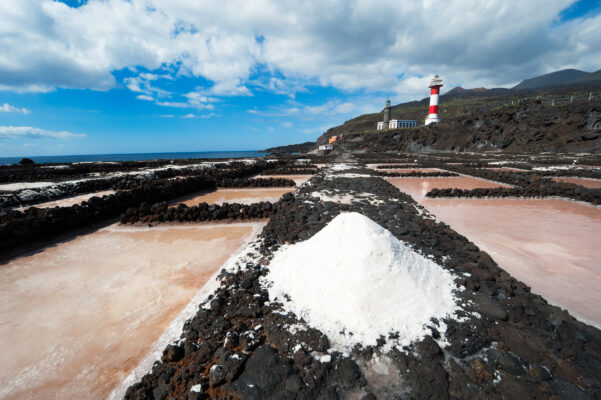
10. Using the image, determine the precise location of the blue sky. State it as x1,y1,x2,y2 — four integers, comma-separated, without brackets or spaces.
0,0,600,157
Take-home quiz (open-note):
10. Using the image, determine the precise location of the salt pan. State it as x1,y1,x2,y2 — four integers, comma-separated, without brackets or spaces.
263,212,460,352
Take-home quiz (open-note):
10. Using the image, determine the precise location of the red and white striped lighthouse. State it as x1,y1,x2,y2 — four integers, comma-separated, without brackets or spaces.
425,75,443,125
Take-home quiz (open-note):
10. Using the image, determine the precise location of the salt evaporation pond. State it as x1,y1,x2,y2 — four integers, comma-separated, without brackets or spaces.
486,167,529,172
551,176,601,189
178,187,294,206
254,174,312,185
386,174,510,200
16,189,116,210
0,181,54,191
381,168,447,174
0,222,264,399
388,176,601,328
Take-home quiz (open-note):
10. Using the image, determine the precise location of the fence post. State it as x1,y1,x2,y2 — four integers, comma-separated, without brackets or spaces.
552,99,555,106
570,96,573,103
590,92,593,101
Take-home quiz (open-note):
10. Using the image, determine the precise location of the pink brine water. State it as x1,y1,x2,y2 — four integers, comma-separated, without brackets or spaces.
0,222,264,399
388,176,601,328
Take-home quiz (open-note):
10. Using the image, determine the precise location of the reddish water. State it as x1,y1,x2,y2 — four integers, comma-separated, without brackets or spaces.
552,177,601,189
0,222,264,399
388,176,601,328
178,188,294,206
387,175,510,201
16,190,116,210
367,163,416,169
382,168,446,174
486,167,529,172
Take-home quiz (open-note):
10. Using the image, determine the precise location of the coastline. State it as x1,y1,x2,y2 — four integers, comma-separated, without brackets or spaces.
0,150,266,165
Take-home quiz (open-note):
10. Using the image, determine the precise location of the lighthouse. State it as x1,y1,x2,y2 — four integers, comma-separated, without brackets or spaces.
376,99,392,130
383,99,391,126
425,75,443,125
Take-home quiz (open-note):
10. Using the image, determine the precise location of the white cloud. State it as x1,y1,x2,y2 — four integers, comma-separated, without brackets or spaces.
180,112,219,119
0,126,85,139
136,94,154,101
250,76,310,98
0,103,30,114
248,98,378,118
155,101,190,108
183,91,218,109
0,0,598,104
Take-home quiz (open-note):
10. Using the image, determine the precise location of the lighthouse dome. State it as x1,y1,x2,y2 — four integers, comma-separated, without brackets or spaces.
428,75,443,88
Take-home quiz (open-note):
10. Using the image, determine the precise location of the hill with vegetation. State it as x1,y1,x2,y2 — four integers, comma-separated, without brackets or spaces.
324,99,601,153
309,68,601,154
262,141,315,155
512,68,591,90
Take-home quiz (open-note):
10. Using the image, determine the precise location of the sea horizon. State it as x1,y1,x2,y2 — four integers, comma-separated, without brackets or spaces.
0,150,266,165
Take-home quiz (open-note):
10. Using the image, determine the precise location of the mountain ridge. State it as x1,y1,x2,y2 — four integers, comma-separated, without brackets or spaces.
512,68,590,90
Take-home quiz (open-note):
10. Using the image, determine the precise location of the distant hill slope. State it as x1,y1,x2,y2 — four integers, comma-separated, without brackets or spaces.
263,141,315,155
513,69,589,90
306,68,601,154
326,100,601,154
567,68,601,85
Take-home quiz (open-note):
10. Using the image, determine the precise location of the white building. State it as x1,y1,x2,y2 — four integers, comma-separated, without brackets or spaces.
389,120,417,129
318,144,333,150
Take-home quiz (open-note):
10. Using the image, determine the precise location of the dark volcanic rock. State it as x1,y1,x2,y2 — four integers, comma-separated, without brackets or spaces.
221,346,296,398
121,156,601,400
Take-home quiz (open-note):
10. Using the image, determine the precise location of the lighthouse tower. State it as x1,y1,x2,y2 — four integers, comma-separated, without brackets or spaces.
425,75,443,125
383,99,391,126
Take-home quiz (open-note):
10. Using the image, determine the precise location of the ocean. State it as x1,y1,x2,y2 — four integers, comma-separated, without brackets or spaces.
0,151,266,165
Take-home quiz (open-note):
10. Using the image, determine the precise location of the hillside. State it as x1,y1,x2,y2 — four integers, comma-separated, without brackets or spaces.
314,68,601,149
568,68,601,85
316,83,601,147
263,141,315,155
513,68,590,90
319,99,601,154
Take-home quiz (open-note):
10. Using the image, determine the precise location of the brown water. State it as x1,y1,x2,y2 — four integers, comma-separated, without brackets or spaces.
0,222,264,399
486,167,529,172
367,163,416,169
178,187,294,206
387,175,510,201
552,177,601,189
382,168,446,174
16,190,116,210
388,176,601,328
254,174,312,185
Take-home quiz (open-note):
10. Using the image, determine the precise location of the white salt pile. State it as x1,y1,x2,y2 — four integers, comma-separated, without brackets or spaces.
263,212,460,352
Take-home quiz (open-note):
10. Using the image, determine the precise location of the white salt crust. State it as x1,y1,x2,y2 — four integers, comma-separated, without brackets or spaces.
263,212,461,353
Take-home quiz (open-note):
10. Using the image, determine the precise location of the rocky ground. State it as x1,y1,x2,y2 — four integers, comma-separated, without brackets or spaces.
0,160,309,259
316,100,601,154
124,155,601,400
3,152,601,398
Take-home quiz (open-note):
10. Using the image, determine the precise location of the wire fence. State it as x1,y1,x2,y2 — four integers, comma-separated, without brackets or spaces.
504,91,601,107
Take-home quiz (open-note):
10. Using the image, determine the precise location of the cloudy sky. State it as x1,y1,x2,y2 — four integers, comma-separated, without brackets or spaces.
0,0,600,157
